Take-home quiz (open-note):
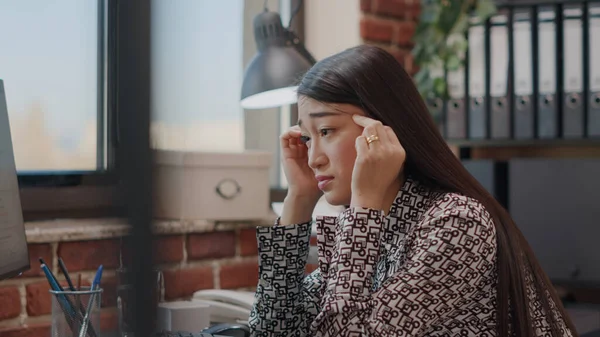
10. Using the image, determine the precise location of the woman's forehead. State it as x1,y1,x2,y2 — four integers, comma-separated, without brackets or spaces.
297,97,365,122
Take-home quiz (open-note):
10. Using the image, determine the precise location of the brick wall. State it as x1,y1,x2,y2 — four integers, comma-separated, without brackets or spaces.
0,225,266,337
360,0,420,75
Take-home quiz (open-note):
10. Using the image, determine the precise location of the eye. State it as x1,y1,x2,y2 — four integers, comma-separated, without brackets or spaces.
319,128,333,137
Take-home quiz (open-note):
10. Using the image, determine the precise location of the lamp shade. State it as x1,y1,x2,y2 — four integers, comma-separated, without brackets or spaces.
240,10,315,109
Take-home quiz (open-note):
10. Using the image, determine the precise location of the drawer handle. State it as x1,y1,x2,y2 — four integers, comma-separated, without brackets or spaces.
215,179,242,200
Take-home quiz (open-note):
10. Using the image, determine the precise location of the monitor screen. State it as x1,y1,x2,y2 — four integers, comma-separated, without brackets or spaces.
0,79,29,280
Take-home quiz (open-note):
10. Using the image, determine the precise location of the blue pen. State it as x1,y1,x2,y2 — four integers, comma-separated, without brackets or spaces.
41,263,81,336
78,265,103,337
40,263,75,316
91,265,104,290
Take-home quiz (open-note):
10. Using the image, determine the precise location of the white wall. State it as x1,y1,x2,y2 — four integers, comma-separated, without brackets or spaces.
304,0,362,61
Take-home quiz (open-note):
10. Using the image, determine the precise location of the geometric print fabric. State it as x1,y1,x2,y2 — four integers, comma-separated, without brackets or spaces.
248,177,573,337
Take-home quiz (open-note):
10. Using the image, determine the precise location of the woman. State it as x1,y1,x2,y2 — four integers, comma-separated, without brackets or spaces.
248,45,577,336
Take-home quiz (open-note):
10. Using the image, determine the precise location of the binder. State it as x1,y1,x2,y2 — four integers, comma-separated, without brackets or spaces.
428,97,445,137
468,17,487,139
589,3,600,137
513,9,535,139
562,5,585,138
537,7,558,138
489,13,510,139
446,35,467,139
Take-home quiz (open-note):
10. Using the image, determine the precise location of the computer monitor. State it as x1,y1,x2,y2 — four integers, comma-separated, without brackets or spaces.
0,79,30,280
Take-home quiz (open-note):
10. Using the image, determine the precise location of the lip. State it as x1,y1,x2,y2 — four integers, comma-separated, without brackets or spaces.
315,175,334,190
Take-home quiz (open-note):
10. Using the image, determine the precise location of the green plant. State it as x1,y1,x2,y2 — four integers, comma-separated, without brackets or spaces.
412,0,497,116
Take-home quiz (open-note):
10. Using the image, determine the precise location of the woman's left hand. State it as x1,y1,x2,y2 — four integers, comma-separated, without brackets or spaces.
350,115,406,210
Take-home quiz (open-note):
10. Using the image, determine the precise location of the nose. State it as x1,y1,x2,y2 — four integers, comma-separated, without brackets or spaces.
307,142,327,170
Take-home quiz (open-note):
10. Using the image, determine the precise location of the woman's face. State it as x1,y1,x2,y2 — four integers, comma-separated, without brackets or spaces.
297,96,366,206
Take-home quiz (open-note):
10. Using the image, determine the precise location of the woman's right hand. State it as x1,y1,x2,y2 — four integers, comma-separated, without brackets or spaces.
280,126,321,205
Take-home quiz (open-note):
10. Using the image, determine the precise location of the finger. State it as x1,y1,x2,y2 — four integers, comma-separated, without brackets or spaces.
377,125,395,144
363,124,384,148
288,136,299,151
352,114,380,128
355,135,369,156
280,129,302,151
385,126,401,147
281,128,302,140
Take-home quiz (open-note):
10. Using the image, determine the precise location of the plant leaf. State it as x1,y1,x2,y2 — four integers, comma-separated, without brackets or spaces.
433,77,446,97
436,0,464,33
475,0,497,20
446,54,461,71
419,4,440,24
410,0,497,111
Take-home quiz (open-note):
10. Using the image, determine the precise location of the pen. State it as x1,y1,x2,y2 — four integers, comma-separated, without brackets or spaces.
39,259,99,337
39,260,71,313
57,257,95,335
39,258,63,291
79,265,103,337
58,257,76,291
40,263,77,333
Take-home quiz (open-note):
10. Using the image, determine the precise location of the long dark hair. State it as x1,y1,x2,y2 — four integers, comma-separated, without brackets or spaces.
296,45,577,337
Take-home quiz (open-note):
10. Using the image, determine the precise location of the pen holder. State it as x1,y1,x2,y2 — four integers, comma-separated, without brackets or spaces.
50,287,103,337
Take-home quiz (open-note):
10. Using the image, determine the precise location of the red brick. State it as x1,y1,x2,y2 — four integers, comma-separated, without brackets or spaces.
0,287,20,320
57,239,120,272
187,232,235,260
25,282,51,316
219,261,259,290
21,244,52,277
239,228,258,256
153,235,184,264
361,0,371,12
163,267,214,300
0,323,51,337
360,17,394,42
392,21,416,46
101,310,118,332
372,0,421,20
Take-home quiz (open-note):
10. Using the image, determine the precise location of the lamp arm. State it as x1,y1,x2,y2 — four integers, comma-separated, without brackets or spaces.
287,30,317,65
288,0,303,28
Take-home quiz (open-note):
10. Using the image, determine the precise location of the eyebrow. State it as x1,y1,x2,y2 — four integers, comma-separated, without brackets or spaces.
297,111,342,127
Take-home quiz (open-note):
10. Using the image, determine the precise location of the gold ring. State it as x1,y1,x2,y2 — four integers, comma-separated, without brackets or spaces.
366,134,379,145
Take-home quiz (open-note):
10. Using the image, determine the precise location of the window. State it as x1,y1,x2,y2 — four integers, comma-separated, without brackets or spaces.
150,0,245,153
150,0,294,197
5,0,299,221
0,0,107,173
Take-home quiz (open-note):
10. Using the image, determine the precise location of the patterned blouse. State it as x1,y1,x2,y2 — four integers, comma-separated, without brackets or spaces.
248,177,573,336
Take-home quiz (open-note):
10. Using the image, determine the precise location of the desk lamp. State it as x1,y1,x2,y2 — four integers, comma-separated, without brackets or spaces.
240,0,316,109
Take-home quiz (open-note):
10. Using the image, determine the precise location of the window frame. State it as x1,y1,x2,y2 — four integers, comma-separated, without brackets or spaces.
18,0,303,220
18,0,122,221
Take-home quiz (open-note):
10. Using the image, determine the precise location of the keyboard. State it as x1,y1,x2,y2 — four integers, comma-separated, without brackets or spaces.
154,322,250,337
155,332,228,337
